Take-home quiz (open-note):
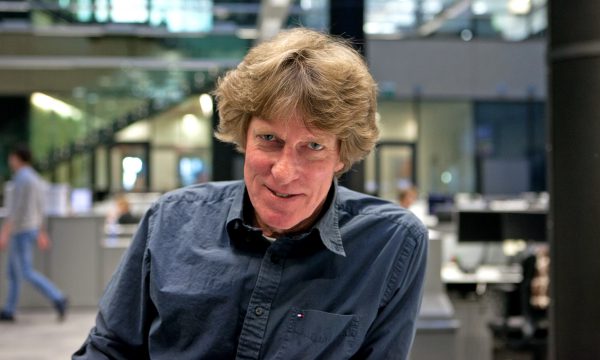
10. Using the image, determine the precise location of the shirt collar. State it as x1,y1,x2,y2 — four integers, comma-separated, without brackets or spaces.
311,180,345,257
225,180,346,257
225,181,246,226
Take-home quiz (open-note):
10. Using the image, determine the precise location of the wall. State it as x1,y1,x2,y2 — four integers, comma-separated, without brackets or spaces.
419,102,475,195
368,39,546,100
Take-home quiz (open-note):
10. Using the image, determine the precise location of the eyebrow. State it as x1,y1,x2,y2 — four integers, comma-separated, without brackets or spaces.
252,119,333,145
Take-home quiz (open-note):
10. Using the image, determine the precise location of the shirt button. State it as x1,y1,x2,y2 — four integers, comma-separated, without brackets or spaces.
254,306,265,316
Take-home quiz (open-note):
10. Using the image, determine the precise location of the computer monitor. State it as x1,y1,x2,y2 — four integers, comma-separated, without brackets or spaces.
458,211,547,242
457,211,503,242
428,194,455,222
70,188,93,214
502,212,547,242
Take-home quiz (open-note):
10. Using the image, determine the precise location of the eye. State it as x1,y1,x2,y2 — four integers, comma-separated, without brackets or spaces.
258,134,276,141
308,142,324,151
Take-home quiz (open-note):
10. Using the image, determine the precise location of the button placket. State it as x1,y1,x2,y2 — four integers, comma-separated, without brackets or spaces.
235,247,285,359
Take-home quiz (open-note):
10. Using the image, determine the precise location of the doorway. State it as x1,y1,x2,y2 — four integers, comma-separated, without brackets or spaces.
374,141,417,202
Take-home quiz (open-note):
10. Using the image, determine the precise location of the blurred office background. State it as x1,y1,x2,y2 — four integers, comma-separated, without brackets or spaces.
0,1,597,359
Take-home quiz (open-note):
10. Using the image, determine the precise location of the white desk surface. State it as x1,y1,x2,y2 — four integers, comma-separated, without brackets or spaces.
441,262,523,285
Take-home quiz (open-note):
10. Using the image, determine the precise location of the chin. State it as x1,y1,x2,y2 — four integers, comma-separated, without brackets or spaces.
260,213,299,234
265,219,297,233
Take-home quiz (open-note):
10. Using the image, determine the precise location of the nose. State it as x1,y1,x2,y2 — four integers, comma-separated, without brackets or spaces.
271,147,300,184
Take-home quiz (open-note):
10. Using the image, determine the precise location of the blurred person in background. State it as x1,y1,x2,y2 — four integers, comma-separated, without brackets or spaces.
107,194,139,225
75,28,427,359
398,186,418,209
0,144,68,322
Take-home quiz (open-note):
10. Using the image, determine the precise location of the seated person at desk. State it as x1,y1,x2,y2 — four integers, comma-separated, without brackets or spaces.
106,194,139,225
114,195,139,225
398,186,418,209
74,28,428,359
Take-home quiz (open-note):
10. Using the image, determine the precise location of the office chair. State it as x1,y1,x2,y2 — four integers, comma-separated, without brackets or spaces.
488,251,549,360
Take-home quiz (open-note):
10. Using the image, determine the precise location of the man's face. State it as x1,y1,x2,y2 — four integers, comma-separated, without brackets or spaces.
244,115,344,237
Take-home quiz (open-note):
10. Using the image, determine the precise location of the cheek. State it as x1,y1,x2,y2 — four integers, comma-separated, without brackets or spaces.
311,156,342,174
305,164,337,188
244,151,271,176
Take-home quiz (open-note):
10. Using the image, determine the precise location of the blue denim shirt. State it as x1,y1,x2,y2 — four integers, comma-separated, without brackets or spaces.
74,181,427,360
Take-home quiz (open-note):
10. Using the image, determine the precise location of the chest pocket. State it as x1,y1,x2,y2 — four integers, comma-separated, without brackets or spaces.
273,308,359,360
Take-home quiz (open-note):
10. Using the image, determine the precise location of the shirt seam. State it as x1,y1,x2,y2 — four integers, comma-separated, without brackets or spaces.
146,203,159,241
381,234,418,306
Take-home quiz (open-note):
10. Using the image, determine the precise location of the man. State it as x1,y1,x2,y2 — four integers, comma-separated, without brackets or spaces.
75,28,427,359
0,145,68,322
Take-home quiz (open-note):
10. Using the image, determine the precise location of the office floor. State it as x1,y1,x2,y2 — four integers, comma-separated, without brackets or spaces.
0,309,95,360
449,290,540,360
451,292,496,360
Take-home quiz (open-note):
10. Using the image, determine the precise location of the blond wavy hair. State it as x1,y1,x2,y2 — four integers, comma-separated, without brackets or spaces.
214,27,379,175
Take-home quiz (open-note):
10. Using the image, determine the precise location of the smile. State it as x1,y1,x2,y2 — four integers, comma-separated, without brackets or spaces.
267,186,297,199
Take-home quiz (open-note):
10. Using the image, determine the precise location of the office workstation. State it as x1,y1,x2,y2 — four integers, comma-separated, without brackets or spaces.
434,201,547,288
427,198,550,360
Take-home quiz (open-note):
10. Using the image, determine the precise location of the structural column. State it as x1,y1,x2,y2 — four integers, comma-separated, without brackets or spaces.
548,1,600,358
211,107,243,181
329,0,366,192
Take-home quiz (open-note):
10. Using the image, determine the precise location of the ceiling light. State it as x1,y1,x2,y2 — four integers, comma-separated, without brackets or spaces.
199,94,213,118
31,92,82,120
422,0,443,14
270,0,290,7
300,0,313,10
182,114,201,135
508,0,531,15
472,1,488,15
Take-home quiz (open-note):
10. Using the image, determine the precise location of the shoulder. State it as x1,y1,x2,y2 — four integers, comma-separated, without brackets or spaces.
337,187,428,306
147,180,243,221
144,181,244,241
14,168,38,187
336,186,427,240
157,180,243,206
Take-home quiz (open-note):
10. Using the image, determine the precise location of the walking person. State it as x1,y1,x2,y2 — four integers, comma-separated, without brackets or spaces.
0,144,68,322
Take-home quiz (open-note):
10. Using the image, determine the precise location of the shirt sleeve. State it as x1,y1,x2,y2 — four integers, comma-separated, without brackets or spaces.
73,205,157,360
353,228,428,360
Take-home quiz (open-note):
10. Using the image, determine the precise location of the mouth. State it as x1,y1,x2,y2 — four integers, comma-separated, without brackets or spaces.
267,186,297,199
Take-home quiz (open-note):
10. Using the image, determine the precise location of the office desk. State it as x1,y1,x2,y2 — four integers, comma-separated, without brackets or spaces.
442,262,522,295
0,215,105,308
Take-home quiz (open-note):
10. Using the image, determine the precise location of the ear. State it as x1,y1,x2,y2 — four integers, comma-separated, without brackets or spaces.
334,158,344,173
